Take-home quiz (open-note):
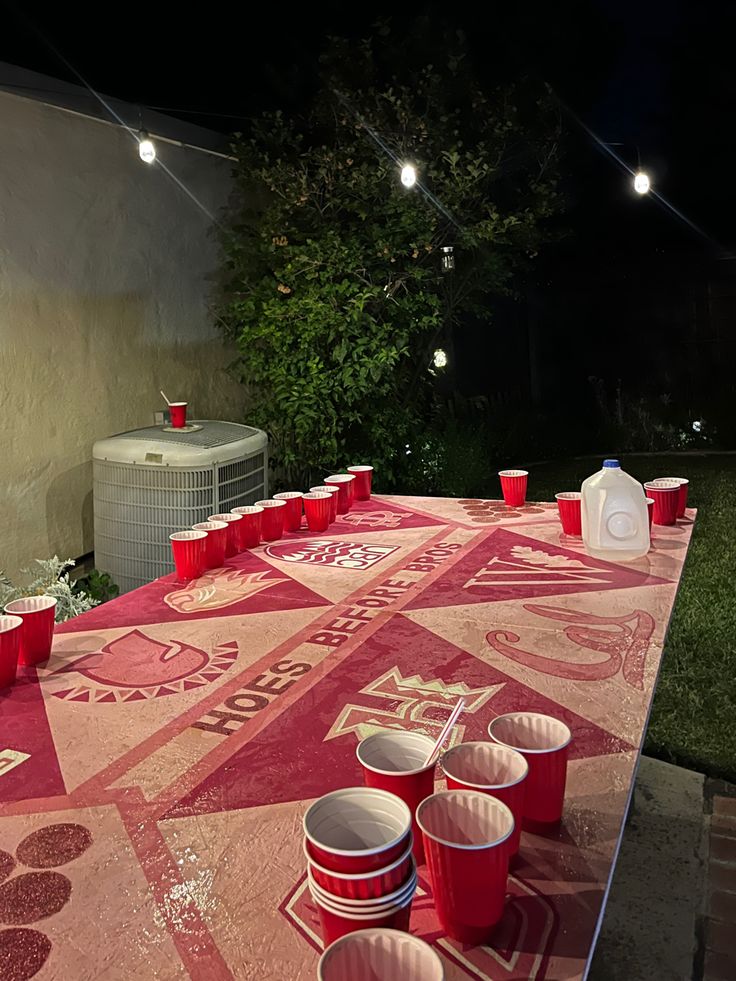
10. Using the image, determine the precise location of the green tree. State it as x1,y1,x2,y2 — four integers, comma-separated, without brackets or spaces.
216,25,563,487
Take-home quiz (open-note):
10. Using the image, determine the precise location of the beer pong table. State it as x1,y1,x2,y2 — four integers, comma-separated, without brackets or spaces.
0,495,696,980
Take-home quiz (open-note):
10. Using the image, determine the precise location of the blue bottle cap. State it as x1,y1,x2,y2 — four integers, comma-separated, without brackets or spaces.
603,459,620,468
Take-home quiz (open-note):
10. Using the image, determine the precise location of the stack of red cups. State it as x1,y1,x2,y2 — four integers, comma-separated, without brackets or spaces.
303,788,417,945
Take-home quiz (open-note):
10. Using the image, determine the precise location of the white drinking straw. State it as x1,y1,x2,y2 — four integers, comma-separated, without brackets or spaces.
423,697,466,767
160,390,172,405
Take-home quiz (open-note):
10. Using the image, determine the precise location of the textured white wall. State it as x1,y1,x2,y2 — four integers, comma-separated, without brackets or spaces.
0,91,243,580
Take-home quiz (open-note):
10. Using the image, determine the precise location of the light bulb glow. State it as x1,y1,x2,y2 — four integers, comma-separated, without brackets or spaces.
433,348,448,369
401,164,417,188
692,419,702,433
633,171,650,194
139,137,156,164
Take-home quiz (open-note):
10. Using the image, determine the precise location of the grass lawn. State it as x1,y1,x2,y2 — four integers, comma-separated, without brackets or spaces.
526,454,736,782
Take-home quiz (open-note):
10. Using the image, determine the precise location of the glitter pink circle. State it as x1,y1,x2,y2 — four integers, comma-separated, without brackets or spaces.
0,928,51,980
0,929,51,981
0,872,71,924
16,825,92,869
0,851,15,884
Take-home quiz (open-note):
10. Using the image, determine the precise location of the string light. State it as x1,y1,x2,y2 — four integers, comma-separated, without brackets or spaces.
138,131,156,164
433,348,448,369
400,163,417,188
633,171,651,194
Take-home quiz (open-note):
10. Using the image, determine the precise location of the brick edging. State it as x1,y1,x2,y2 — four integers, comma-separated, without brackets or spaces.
701,781,736,980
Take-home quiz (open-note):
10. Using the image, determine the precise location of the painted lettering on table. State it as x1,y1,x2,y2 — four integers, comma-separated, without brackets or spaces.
191,658,311,736
324,667,504,743
486,604,655,689
307,542,463,651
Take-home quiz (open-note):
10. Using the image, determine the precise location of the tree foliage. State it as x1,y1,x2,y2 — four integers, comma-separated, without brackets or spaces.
216,23,563,486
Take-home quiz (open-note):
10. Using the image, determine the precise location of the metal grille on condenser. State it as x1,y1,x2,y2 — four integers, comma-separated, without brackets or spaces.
114,422,260,448
217,453,267,511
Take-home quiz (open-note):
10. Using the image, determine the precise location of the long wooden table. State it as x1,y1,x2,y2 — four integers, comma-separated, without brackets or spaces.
0,495,695,979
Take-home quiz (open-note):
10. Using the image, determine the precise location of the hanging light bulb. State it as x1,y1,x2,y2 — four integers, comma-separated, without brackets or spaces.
433,348,448,369
138,131,156,164
401,163,417,188
633,171,650,194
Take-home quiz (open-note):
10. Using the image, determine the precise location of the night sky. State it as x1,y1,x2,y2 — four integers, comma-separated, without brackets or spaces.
2,0,734,417
2,1,733,254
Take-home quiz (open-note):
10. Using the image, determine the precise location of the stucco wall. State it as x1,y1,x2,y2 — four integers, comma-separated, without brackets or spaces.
0,91,242,580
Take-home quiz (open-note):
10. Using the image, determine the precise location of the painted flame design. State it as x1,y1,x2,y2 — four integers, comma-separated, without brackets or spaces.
164,568,287,613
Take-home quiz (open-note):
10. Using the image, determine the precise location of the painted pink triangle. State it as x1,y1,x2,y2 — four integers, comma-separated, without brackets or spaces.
70,691,91,702
123,690,146,701
218,642,239,649
183,679,204,690
96,692,117,703
165,616,633,820
405,526,672,611
200,672,221,682
157,686,176,696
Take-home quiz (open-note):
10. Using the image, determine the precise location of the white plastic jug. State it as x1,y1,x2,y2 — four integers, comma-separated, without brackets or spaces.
581,459,650,561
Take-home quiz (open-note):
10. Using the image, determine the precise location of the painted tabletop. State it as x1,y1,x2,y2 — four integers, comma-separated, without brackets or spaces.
0,495,695,980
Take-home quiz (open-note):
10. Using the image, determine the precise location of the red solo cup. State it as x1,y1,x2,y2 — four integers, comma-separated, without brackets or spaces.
231,505,263,548
555,492,582,537
645,498,654,529
4,596,58,667
308,865,417,912
417,791,514,945
488,713,571,826
311,485,339,523
0,615,22,688
311,885,414,947
357,731,435,864
644,480,680,526
192,521,228,568
658,476,689,518
498,469,528,507
169,530,207,580
305,836,415,900
169,402,187,428
441,742,528,857
208,513,242,557
273,492,304,531
318,929,445,981
254,499,287,541
324,475,356,514
303,788,412,874
347,466,374,500
303,492,332,532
